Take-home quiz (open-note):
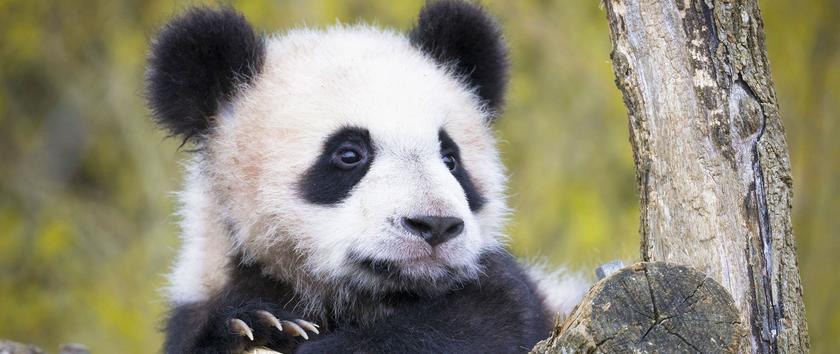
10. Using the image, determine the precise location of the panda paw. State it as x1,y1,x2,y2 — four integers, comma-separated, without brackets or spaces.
228,310,320,341
211,302,320,353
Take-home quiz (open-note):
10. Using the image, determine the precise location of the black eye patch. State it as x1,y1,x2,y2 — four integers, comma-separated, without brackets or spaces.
298,127,375,205
439,130,486,212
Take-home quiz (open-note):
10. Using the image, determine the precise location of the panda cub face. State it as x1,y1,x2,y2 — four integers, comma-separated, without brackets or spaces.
216,28,506,295
147,3,509,299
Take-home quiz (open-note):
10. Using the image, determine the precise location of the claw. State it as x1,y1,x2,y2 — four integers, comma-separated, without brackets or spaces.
229,318,254,341
282,320,309,340
255,310,283,332
293,319,320,334
250,350,283,354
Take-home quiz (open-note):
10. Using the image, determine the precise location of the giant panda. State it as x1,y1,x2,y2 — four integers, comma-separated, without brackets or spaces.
146,1,587,353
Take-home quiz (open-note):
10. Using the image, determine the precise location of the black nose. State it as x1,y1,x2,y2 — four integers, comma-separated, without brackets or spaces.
401,216,464,247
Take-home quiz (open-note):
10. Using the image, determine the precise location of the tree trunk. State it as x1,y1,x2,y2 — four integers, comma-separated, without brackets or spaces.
600,0,808,352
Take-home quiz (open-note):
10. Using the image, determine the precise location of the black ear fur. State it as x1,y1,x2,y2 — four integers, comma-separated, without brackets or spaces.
145,7,265,141
409,0,509,115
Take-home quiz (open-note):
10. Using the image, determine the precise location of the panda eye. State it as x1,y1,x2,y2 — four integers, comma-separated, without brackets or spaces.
442,154,458,172
333,146,366,169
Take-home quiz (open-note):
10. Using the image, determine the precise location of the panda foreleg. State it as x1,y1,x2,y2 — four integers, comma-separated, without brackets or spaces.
163,297,319,354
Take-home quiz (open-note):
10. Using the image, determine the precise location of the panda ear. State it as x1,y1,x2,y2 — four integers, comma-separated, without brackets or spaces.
145,7,265,142
409,0,509,115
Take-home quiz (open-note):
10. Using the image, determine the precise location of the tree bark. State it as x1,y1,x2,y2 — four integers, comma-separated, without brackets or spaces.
600,0,809,352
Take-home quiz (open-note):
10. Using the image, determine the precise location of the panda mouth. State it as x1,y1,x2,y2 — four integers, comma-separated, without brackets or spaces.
358,258,401,277
349,253,478,295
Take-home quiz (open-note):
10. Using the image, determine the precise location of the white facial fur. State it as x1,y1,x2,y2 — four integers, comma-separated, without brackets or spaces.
167,25,509,315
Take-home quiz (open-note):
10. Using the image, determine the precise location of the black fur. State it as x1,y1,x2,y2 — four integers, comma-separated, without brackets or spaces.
164,257,303,354
298,127,376,205
410,0,509,115
164,251,550,354
440,130,486,211
146,7,265,141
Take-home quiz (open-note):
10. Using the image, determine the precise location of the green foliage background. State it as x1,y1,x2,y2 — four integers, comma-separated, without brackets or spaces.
0,0,837,352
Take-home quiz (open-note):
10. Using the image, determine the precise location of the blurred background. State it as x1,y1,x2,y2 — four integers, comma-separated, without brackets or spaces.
0,0,837,352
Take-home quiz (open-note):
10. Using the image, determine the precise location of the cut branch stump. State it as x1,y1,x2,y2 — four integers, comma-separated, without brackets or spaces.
531,262,743,353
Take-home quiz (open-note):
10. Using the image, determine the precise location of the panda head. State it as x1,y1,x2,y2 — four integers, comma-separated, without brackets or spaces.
147,1,509,297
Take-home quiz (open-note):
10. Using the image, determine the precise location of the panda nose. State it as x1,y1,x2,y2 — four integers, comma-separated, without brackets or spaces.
401,216,464,247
